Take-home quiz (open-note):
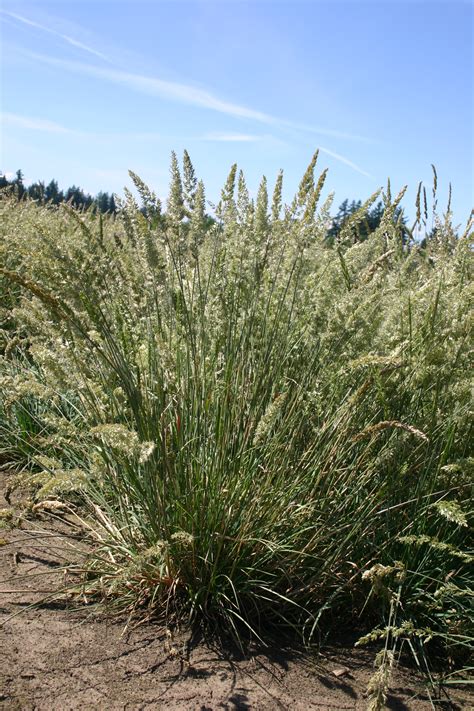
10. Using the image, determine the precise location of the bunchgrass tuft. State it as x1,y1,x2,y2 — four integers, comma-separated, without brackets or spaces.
1,154,472,674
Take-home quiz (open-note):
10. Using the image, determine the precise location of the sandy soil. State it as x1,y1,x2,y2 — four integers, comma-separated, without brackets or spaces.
1,473,472,711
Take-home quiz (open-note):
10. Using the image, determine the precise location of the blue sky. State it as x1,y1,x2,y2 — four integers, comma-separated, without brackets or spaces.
1,0,473,222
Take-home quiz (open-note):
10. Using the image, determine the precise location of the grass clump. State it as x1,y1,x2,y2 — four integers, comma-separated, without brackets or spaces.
0,153,472,671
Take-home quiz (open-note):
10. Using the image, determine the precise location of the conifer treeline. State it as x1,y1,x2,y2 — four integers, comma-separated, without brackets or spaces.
0,170,117,214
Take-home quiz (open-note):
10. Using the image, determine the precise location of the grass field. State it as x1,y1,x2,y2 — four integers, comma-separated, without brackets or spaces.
1,153,472,703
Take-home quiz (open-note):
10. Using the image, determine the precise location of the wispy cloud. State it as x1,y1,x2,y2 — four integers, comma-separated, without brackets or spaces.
1,111,75,134
11,45,374,178
25,52,275,124
1,10,111,62
2,112,269,147
201,133,262,142
279,119,374,144
25,52,373,142
319,146,373,179
1,112,176,146
2,112,168,144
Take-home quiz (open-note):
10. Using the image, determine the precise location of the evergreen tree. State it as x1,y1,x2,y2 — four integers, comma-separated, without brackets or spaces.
65,185,92,210
28,181,45,202
327,198,407,243
367,201,384,232
0,173,11,190
14,170,25,199
96,191,111,214
45,179,62,205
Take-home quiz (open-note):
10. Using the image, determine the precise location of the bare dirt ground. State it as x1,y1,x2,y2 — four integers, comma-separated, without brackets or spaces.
1,472,472,711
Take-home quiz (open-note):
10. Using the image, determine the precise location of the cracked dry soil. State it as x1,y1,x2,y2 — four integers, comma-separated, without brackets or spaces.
1,472,472,711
